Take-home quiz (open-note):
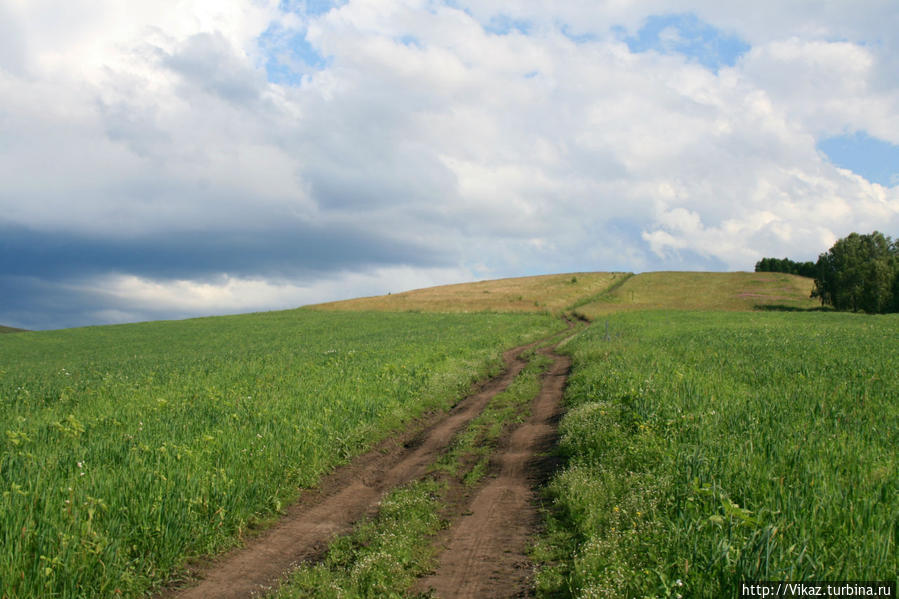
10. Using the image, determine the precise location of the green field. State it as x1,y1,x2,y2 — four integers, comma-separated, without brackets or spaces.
537,311,898,597
0,309,560,598
2,271,894,598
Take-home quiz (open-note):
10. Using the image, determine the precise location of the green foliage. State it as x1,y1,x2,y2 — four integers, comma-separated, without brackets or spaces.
755,257,816,278
812,231,899,313
0,309,559,598
537,311,898,598
271,479,445,599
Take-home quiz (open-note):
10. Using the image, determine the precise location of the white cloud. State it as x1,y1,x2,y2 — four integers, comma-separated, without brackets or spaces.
740,38,899,141
85,265,474,319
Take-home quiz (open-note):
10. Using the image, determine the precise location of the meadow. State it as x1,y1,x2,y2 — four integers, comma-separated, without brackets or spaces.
0,309,560,598
536,311,898,597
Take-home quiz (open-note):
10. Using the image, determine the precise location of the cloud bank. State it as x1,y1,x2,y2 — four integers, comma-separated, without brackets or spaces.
1,0,898,329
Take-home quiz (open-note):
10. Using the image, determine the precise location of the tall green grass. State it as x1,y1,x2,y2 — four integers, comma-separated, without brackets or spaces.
538,311,898,597
0,309,559,598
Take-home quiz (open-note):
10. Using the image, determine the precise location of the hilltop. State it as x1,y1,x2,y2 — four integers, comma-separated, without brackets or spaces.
0,324,26,334
310,272,624,313
310,271,818,316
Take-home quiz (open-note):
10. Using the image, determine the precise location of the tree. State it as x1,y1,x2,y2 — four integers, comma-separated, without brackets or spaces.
755,256,816,278
812,231,898,313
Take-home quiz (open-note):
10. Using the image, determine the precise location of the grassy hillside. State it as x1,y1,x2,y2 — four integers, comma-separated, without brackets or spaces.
311,271,818,318
574,271,818,318
0,309,560,598
0,324,26,333
310,272,626,314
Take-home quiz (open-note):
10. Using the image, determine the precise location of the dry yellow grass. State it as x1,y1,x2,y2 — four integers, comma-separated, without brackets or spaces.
310,272,626,314
574,271,818,319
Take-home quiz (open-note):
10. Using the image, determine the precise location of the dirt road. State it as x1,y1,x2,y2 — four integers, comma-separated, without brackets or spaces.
414,347,571,598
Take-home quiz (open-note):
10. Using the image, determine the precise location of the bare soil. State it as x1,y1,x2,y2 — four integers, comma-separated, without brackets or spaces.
414,347,570,598
161,342,538,599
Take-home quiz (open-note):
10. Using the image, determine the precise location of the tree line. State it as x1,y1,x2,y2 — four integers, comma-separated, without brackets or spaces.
755,256,817,278
756,231,899,314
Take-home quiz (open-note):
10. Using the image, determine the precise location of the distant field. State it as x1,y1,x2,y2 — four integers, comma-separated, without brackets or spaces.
538,311,898,597
0,324,26,334
574,271,818,318
310,272,625,314
0,309,560,598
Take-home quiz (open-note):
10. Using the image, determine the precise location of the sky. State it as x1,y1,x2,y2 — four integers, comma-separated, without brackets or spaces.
1,0,898,330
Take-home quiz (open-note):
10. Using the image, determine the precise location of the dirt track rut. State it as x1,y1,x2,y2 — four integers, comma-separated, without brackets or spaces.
164,342,538,599
415,347,571,598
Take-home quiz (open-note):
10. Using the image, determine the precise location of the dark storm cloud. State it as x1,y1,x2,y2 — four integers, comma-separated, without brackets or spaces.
0,222,445,282
0,276,102,331
0,274,215,331
0,222,448,330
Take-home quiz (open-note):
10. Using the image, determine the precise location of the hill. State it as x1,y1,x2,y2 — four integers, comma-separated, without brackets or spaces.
573,271,818,319
312,271,818,317
310,272,626,314
0,324,26,333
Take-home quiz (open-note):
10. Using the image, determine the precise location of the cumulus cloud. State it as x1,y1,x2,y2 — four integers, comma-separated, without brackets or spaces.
1,0,898,329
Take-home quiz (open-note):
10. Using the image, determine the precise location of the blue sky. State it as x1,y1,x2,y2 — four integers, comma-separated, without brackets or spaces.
1,1,897,329
619,13,749,72
818,133,899,187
